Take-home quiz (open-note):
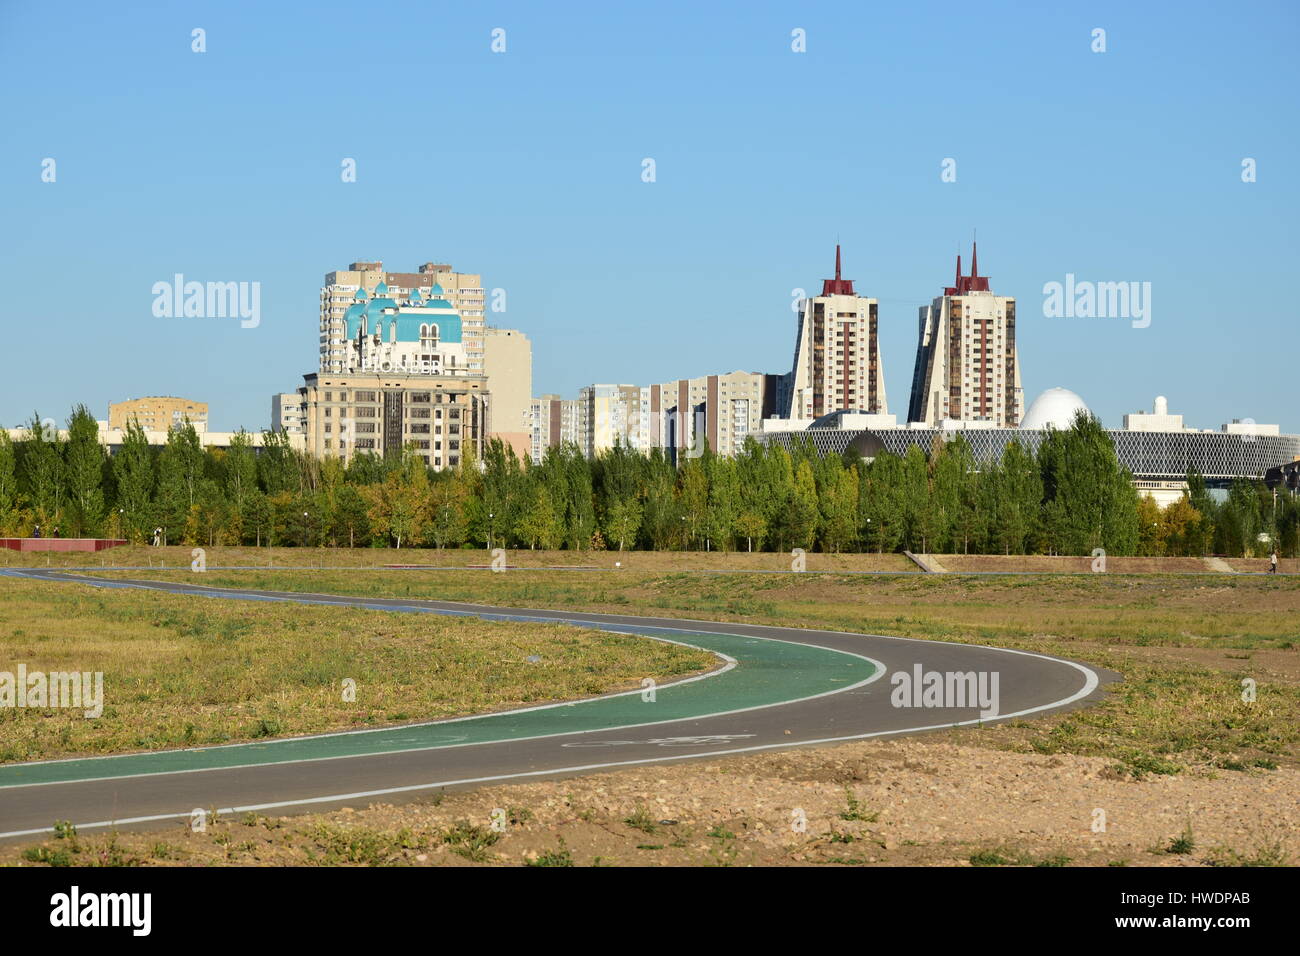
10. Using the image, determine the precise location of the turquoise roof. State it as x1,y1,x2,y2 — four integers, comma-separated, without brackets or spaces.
353,287,367,301
394,311,462,343
344,299,461,343
375,281,389,294
430,282,445,295
344,296,399,337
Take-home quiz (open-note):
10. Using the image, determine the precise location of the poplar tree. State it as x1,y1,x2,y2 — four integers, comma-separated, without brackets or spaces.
0,429,17,533
64,405,106,536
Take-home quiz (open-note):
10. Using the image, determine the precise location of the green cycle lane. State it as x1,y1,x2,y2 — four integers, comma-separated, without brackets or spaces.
0,625,878,788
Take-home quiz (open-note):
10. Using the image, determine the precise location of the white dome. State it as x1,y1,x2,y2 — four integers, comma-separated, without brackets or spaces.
1020,387,1090,430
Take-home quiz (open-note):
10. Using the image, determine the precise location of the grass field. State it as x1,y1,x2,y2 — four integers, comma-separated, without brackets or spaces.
5,547,1297,868
68,554,1300,778
0,576,713,763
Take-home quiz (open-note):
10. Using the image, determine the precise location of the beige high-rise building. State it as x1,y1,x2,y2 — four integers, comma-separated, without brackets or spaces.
533,371,776,463
320,261,487,374
580,384,642,457
651,371,776,460
271,393,305,434
109,397,208,433
482,327,532,461
777,246,887,422
529,394,563,463
299,372,488,471
906,244,1023,426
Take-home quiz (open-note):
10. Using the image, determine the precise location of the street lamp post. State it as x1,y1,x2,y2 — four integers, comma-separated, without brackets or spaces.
302,511,309,549
488,512,495,550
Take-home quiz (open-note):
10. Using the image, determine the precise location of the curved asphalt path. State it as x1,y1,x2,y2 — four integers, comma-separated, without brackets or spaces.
0,569,1119,841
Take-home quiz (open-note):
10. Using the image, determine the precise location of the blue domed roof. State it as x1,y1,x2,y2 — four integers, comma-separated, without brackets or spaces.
353,287,367,301
375,281,389,294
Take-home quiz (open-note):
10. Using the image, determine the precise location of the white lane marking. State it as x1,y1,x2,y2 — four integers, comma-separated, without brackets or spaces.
0,658,1100,841
0,573,1096,818
0,639,738,771
0,574,887,787
0,649,884,790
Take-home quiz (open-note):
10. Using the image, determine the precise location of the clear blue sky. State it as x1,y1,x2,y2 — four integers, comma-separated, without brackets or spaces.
2,0,1297,433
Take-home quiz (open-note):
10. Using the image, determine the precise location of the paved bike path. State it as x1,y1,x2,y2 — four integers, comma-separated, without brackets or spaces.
0,573,876,788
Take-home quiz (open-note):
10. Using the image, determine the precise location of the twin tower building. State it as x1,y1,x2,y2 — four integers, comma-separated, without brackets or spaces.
777,244,1023,429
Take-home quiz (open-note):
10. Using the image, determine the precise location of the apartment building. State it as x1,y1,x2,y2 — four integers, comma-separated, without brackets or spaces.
776,246,887,421
319,261,487,374
906,244,1023,426
108,397,208,433
299,372,488,471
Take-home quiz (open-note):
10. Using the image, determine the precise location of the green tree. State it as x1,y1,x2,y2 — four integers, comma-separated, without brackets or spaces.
112,419,155,542
786,459,819,550
20,413,63,525
332,484,371,548
362,464,430,548
155,423,205,543
0,429,17,533
515,478,561,550
244,489,273,547
428,472,470,550
859,451,905,553
258,429,298,495
679,456,710,550
224,430,257,514
990,441,1041,554
1038,412,1139,555
704,456,741,552
63,405,106,536
820,464,860,553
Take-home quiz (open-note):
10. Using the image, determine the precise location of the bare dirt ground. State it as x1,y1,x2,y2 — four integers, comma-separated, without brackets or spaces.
938,554,1235,573
5,554,1295,867
7,733,1292,868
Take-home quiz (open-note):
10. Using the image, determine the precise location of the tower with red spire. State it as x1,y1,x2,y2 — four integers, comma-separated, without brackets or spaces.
821,244,856,296
943,242,991,295
910,239,1022,426
778,244,887,420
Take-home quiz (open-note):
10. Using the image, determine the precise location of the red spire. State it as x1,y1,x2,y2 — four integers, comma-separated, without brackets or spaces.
945,242,990,296
821,244,855,296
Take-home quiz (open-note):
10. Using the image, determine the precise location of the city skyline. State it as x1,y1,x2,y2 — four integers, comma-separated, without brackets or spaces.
3,1,1297,434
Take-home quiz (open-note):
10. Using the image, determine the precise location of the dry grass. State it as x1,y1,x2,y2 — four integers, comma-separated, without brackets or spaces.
0,544,914,573
84,566,1300,776
0,577,713,762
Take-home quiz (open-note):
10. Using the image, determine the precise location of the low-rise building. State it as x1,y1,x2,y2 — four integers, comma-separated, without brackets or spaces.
108,397,208,433
298,372,488,470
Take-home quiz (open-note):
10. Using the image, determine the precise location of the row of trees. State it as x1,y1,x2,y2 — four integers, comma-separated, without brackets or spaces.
0,407,1295,556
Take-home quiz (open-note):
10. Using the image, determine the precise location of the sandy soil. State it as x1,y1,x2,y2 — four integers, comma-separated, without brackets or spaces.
7,734,1293,868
